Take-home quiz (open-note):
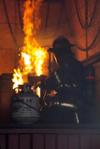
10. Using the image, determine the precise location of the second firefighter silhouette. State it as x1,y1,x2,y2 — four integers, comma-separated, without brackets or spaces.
40,36,85,124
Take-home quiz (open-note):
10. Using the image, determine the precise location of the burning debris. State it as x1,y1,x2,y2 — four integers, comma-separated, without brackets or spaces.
12,0,49,94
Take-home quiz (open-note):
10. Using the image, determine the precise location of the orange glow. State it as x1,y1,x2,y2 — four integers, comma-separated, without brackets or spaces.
12,0,48,94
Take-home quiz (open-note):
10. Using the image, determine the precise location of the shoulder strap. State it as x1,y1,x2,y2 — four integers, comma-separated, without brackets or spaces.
54,71,62,85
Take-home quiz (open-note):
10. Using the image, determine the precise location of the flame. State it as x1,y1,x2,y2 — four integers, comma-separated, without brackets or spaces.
12,68,24,93
12,0,49,93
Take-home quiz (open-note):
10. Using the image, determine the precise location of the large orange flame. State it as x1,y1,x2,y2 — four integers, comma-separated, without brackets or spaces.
12,0,49,93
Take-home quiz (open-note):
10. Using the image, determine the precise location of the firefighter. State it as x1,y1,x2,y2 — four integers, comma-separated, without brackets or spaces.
40,36,86,124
